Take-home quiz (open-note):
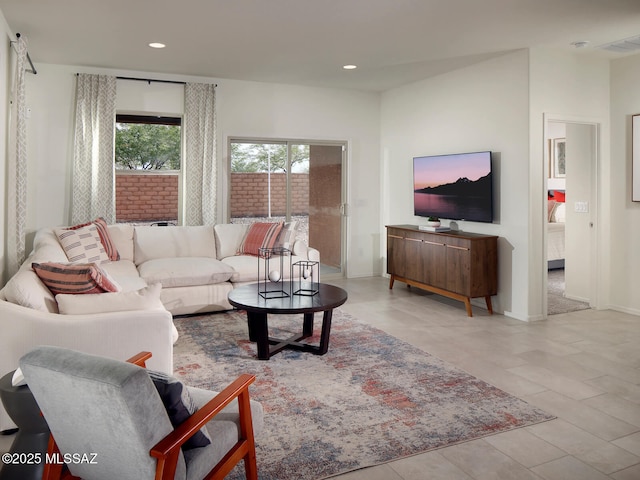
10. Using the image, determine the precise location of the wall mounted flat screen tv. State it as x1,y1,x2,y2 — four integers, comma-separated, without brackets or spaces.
413,151,493,223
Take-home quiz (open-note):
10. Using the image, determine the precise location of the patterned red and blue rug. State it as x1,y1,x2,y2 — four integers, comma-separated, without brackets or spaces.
173,309,554,480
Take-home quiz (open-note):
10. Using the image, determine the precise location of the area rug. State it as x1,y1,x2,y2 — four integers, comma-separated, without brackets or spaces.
173,309,554,480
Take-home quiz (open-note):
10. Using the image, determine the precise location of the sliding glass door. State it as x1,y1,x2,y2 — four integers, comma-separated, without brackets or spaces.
229,139,345,276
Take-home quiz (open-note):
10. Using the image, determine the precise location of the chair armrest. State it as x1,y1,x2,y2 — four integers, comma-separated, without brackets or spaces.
150,373,256,458
126,351,152,367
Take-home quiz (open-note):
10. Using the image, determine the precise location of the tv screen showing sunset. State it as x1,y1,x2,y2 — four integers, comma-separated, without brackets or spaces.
413,151,493,223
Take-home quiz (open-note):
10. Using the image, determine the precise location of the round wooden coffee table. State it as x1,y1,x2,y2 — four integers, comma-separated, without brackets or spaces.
227,283,348,360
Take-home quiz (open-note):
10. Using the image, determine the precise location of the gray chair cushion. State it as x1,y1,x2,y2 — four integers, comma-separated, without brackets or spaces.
20,346,187,480
184,387,264,480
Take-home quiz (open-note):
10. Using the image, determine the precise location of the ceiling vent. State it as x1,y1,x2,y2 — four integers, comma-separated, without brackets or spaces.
600,34,640,53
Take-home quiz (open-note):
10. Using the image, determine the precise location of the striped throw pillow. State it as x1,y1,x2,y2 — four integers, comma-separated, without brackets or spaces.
32,262,121,295
67,217,120,261
55,224,109,264
273,221,297,250
236,222,284,256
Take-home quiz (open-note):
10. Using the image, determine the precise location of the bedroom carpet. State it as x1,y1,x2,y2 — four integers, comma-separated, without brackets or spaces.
173,309,554,480
548,269,590,315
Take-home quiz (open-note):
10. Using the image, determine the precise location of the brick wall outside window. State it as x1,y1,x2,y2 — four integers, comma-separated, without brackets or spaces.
230,172,309,217
115,172,309,223
116,173,178,222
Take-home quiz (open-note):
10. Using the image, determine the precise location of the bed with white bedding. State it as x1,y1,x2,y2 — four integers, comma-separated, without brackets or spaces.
547,198,565,269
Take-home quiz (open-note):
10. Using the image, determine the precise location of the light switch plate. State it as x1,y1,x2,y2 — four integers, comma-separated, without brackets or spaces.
574,201,589,213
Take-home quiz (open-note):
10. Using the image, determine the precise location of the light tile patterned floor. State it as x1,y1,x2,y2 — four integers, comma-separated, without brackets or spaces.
2,276,639,479
326,277,640,480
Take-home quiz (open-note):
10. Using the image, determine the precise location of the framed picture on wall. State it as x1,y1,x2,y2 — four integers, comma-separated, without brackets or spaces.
551,138,566,178
633,114,640,201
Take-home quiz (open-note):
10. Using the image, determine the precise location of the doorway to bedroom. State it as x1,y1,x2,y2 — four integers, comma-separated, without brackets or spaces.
545,120,596,315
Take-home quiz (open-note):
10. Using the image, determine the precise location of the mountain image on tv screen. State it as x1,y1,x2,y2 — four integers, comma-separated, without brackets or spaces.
413,151,493,223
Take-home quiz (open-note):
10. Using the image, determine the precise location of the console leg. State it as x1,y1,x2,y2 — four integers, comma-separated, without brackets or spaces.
485,296,493,314
464,298,473,317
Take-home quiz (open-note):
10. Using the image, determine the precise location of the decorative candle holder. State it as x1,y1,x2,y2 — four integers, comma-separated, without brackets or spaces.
258,247,291,299
291,260,319,296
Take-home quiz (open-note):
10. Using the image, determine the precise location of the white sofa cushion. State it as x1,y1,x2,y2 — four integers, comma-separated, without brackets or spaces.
101,260,148,292
134,226,217,265
222,254,305,283
28,229,70,265
107,224,135,262
2,269,58,313
56,283,165,315
214,224,248,260
159,283,233,315
138,257,235,288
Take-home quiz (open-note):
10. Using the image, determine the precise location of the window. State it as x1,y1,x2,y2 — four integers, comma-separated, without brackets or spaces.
229,142,309,240
114,114,181,224
229,140,345,278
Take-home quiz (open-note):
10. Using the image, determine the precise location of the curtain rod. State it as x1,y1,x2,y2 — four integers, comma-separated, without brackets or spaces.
116,76,217,87
117,76,186,85
74,75,217,87
12,33,37,74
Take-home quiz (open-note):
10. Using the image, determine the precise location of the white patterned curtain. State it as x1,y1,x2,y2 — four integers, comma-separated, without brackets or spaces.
6,35,29,276
184,82,217,225
71,74,117,224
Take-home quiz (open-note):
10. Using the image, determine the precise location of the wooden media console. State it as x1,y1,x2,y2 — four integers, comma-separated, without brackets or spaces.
386,225,498,317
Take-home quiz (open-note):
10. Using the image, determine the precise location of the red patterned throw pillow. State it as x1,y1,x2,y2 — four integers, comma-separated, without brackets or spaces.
236,222,284,256
32,262,121,295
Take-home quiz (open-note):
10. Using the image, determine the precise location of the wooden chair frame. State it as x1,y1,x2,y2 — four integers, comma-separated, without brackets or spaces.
41,351,258,480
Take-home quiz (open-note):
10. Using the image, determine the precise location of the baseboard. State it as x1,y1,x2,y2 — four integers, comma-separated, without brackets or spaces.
608,304,640,317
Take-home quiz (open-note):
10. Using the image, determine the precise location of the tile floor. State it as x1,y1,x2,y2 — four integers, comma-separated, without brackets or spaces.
325,277,640,480
2,276,639,480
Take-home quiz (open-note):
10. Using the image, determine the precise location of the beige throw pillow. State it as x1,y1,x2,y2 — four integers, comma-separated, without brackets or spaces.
55,224,109,264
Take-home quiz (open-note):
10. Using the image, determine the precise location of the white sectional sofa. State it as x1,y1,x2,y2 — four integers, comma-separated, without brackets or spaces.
0,221,318,431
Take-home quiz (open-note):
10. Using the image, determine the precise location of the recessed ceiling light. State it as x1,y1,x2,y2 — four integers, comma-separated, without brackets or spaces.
571,40,589,49
149,42,166,49
343,64,357,70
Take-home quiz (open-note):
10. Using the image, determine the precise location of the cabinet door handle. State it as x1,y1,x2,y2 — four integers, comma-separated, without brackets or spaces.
388,235,403,239
406,238,421,242
447,245,469,251
424,240,445,246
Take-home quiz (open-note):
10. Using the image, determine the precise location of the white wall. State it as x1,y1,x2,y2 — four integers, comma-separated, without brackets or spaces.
529,48,611,318
610,53,640,315
381,50,530,319
218,79,381,278
13,63,381,283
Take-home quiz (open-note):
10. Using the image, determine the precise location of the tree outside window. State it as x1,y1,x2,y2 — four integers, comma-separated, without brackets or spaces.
115,115,181,170
114,115,181,224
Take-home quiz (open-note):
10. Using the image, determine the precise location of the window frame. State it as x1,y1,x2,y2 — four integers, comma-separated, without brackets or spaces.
114,113,184,224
